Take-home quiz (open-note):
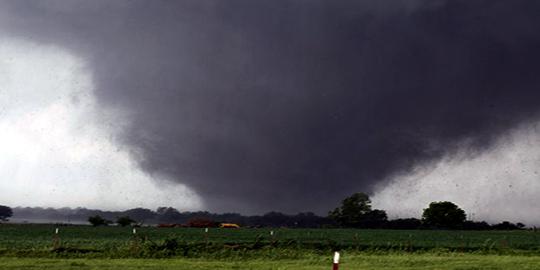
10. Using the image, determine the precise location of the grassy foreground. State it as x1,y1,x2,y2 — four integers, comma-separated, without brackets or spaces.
1,224,539,269
1,253,540,270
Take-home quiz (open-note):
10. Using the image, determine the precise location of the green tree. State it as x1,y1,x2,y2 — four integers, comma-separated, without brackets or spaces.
360,209,388,228
116,216,136,227
422,201,466,229
0,205,13,221
329,192,386,227
88,215,111,227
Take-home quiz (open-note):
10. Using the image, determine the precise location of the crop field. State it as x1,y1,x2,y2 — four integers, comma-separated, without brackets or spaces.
1,224,539,269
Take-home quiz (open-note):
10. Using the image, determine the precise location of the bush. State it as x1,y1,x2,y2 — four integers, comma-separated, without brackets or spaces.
116,216,136,227
88,215,112,226
492,221,524,230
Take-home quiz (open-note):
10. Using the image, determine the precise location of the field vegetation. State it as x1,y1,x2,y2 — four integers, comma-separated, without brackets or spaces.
1,224,539,257
1,224,539,269
1,197,538,269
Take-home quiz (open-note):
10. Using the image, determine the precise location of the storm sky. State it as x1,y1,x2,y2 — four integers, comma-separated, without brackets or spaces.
1,0,540,223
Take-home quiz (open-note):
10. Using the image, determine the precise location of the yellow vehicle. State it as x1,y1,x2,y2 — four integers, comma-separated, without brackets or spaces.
220,223,240,228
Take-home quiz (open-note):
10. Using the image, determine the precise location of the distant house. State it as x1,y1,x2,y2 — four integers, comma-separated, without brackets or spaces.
220,223,240,228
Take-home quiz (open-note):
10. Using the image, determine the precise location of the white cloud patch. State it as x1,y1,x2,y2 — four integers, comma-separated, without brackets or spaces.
0,37,202,211
372,122,540,226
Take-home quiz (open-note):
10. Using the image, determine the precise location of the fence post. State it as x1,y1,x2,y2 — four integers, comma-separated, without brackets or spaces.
130,227,141,254
333,251,340,270
52,227,60,249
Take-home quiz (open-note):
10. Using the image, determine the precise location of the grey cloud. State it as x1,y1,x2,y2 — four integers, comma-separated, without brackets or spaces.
2,0,540,213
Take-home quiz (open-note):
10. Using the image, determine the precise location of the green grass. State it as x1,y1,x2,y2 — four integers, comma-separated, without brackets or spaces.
1,253,539,269
1,224,539,253
1,224,540,269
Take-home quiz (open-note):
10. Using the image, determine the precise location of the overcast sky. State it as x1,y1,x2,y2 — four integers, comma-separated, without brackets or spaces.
1,0,540,224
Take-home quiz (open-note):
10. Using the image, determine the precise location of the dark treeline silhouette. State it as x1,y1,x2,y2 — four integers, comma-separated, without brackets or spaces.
9,204,527,230
0,205,13,221
328,194,528,230
11,206,332,228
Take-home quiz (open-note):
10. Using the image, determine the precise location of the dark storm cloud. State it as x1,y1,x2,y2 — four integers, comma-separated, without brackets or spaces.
2,0,540,213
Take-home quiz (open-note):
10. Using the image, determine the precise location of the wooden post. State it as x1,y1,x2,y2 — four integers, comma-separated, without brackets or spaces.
52,228,60,249
332,251,340,270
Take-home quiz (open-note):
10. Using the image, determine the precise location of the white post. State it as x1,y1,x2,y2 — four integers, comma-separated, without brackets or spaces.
53,227,60,249
204,227,209,243
133,228,137,235
333,251,340,270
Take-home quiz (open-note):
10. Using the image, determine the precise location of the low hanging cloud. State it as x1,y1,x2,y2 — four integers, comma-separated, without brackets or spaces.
372,121,540,225
1,0,540,215
0,37,201,211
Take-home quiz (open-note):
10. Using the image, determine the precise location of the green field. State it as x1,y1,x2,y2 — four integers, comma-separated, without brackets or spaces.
1,224,539,269
2,254,540,270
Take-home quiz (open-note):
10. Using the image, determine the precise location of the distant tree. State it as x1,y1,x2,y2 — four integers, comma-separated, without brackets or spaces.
359,209,388,228
492,221,524,230
422,201,466,229
88,215,111,226
0,205,13,221
329,192,371,227
329,192,387,228
116,216,136,227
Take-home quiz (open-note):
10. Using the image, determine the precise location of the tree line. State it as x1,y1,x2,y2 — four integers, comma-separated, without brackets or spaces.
328,193,526,230
0,193,528,230
4,206,331,228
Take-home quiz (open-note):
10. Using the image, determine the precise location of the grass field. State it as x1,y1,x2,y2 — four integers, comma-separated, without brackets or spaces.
1,254,540,269
1,224,539,269
1,224,539,254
